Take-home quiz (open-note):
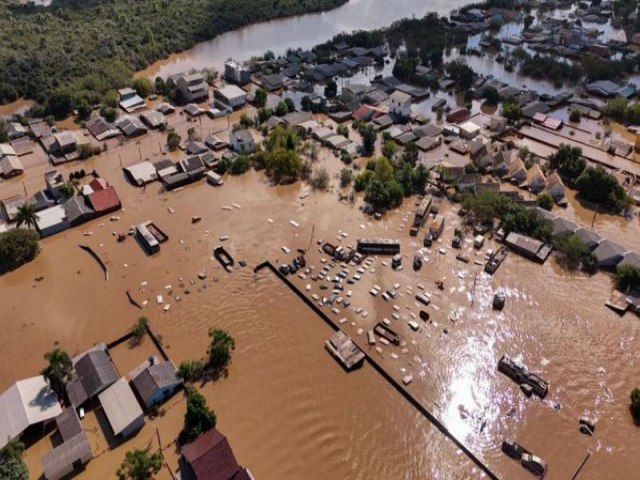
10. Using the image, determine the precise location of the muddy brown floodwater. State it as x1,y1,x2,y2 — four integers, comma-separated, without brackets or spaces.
2,107,640,480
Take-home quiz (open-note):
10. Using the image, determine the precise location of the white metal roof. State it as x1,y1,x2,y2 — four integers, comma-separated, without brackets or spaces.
98,377,143,436
0,375,62,449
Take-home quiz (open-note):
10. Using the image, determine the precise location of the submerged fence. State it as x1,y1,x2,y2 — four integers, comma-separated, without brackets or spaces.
254,260,501,480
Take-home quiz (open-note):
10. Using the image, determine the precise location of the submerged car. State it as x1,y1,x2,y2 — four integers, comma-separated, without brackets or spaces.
521,453,547,476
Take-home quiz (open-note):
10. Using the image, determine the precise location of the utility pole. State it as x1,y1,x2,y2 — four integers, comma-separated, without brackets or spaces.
591,203,599,228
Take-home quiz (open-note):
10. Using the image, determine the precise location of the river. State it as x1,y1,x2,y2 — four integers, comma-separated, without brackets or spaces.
136,0,472,79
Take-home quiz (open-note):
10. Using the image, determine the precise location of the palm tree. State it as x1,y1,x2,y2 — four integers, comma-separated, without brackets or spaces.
41,348,73,401
15,202,39,231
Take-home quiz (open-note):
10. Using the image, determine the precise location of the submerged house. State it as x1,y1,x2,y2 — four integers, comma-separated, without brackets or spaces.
593,239,626,268
504,231,552,263
130,356,182,409
66,345,119,409
41,408,92,480
181,428,254,480
0,376,62,450
98,377,145,440
230,129,255,154
177,73,209,103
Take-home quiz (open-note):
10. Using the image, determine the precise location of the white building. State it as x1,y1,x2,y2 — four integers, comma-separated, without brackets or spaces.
214,85,247,110
458,120,481,140
176,73,209,103
389,90,412,118
224,60,251,85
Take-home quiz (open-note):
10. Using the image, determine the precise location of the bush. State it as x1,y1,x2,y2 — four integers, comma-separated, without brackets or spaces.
552,232,594,271
569,109,581,123
310,167,330,190
177,360,206,382
340,168,353,188
167,129,181,151
0,229,39,274
130,317,148,346
0,439,28,480
117,448,162,480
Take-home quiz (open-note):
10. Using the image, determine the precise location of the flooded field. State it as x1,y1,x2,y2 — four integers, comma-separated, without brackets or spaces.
2,105,640,479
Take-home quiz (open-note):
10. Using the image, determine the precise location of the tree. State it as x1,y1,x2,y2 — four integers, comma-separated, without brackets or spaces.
167,129,181,151
402,142,419,166
229,155,251,175
360,124,377,156
631,388,640,423
208,328,235,372
15,203,39,231
130,317,148,346
254,88,267,108
257,107,272,124
337,124,349,138
177,360,206,382
340,168,353,188
502,101,522,122
284,97,295,113
41,348,72,400
324,80,338,98
101,105,118,123
154,77,168,96
616,265,640,292
300,95,312,112
569,109,581,123
239,113,254,129
382,140,398,160
48,86,74,119
133,78,153,98
548,144,586,184
275,101,289,117
537,192,554,211
0,229,40,274
552,233,593,271
59,182,76,200
0,439,28,480
575,165,631,213
181,385,217,444
482,86,499,106
116,448,162,480
445,60,474,91
524,15,535,30
310,168,330,190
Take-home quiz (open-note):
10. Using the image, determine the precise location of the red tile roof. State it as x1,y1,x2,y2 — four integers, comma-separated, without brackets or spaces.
182,429,247,480
87,186,121,213
89,178,109,191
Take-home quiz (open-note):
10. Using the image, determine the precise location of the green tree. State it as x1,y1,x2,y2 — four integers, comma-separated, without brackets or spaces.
181,385,217,444
569,109,581,123
254,88,268,108
133,78,153,98
575,165,631,213
257,107,272,124
167,129,181,151
59,182,76,200
631,387,640,423
360,124,377,156
48,86,74,120
0,439,28,480
275,101,289,117
340,168,353,188
482,86,499,105
446,60,474,91
616,265,640,292
552,233,593,271
502,101,522,122
284,97,295,113
130,317,148,346
177,360,206,383
402,142,419,166
548,144,586,184
337,124,349,138
537,192,554,211
300,95,312,112
0,229,40,273
154,77,168,96
116,448,162,480
15,203,39,231
229,155,251,175
324,80,338,98
382,140,398,160
208,328,235,372
41,348,72,400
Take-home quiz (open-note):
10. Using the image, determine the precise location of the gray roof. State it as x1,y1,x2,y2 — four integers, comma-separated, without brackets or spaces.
63,197,94,224
574,228,602,250
98,378,144,436
67,349,118,408
551,217,578,236
186,141,208,155
593,239,626,267
620,251,640,269
413,123,442,138
231,129,253,145
131,360,180,405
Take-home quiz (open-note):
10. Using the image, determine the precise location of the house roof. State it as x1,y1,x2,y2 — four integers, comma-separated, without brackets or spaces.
124,161,158,186
87,186,121,213
63,197,94,223
67,348,119,407
114,115,147,137
216,85,247,100
86,116,120,141
574,228,602,249
551,216,578,236
231,129,254,145
89,178,108,191
0,376,62,450
98,378,144,436
593,239,626,266
620,251,640,269
390,90,412,103
182,428,247,480
0,155,24,176
0,143,17,156
131,359,180,405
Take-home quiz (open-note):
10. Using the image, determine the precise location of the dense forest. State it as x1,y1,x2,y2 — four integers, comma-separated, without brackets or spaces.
0,0,347,111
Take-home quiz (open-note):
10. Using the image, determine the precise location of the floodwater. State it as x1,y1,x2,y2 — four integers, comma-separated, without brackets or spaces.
3,107,640,479
137,0,472,79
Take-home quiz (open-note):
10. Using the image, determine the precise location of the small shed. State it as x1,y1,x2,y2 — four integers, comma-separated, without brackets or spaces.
98,378,144,439
130,357,182,409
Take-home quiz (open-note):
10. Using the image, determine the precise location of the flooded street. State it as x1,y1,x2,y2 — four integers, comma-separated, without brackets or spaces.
2,106,640,478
